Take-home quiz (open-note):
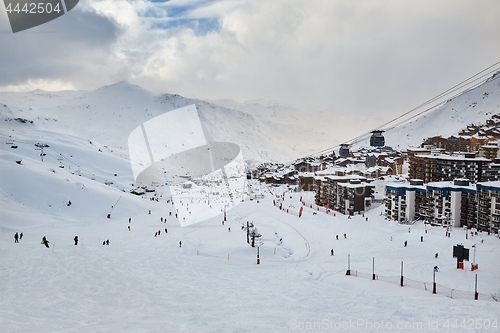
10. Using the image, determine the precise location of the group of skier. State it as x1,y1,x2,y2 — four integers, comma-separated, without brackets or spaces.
14,232,23,243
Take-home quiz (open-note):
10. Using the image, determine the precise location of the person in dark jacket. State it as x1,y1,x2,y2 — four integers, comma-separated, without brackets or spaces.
14,232,19,243
41,236,50,248
74,236,79,245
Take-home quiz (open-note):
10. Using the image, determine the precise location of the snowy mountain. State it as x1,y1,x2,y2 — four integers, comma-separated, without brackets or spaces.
0,82,344,165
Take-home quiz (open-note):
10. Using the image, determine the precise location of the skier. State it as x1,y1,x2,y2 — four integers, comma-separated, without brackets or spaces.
336,235,338,240
435,253,439,258
228,227,231,232
103,241,106,245
165,228,168,233
434,265,439,272
20,232,23,240
155,232,157,237
420,236,424,242
67,200,72,206
149,210,151,214
344,233,346,239
404,240,407,247
74,236,78,245
128,226,131,231
129,217,131,223
106,239,109,245
14,232,19,243
161,217,163,222
158,230,161,235
41,236,50,248
179,241,182,247
331,249,334,256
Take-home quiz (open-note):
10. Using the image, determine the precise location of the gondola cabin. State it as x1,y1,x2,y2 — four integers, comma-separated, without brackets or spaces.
339,144,350,157
370,130,385,147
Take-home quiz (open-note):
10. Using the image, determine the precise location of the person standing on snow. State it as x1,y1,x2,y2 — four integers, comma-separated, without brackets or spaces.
20,232,23,240
14,232,19,243
74,236,79,245
41,236,50,248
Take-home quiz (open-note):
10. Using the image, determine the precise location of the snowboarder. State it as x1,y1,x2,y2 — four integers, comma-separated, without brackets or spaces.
331,249,334,256
14,232,19,243
404,240,407,247
74,236,78,245
20,232,23,240
41,236,50,248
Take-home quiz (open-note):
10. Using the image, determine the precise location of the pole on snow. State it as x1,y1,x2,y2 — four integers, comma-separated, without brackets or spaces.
400,261,404,287
346,254,351,275
474,274,478,300
433,267,437,294
372,257,375,280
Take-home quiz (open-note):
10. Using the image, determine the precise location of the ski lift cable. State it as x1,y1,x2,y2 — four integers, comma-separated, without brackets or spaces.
295,62,500,161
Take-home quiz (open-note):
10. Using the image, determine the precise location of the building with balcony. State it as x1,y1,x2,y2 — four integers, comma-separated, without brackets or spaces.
476,181,500,234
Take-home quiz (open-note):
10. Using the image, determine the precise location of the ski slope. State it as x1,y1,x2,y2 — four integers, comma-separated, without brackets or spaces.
1,160,499,332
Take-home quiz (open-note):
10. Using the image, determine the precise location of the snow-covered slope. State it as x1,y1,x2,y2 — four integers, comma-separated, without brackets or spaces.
354,72,500,150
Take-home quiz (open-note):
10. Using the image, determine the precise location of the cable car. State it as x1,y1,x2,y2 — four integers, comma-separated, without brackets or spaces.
339,144,350,157
370,130,385,147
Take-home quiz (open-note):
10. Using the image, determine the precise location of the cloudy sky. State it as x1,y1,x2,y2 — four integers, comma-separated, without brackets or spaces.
1,0,499,119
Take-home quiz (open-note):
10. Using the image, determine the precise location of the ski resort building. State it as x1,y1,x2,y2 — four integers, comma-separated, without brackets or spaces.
314,175,374,215
385,179,500,234
408,151,491,183
476,181,500,234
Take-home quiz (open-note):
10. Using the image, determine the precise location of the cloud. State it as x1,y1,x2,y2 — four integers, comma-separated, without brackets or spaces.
0,0,499,122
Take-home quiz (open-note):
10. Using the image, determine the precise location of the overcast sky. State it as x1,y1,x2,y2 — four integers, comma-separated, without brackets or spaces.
1,0,499,119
